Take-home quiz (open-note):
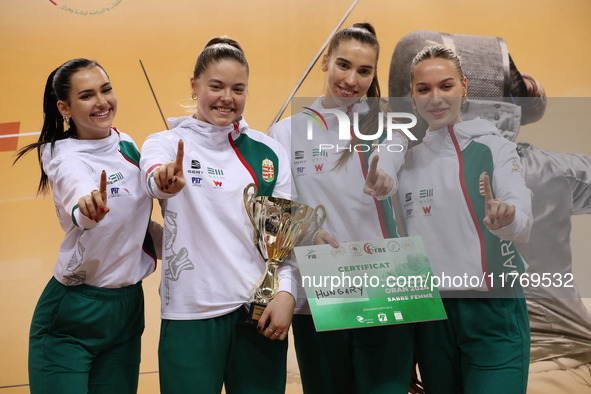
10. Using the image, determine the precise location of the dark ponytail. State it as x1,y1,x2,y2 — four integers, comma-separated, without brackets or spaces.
329,23,392,169
14,58,105,194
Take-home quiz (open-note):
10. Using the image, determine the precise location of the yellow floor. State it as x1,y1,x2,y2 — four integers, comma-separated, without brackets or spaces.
1,0,591,392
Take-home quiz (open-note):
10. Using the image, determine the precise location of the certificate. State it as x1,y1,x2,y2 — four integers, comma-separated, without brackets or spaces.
293,236,447,331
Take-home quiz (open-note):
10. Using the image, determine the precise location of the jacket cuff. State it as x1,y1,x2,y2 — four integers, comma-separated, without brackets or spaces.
489,216,529,243
146,171,180,199
71,205,98,230
277,277,297,299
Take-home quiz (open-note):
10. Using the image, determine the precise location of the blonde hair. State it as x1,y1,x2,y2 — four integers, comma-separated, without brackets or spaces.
410,44,465,83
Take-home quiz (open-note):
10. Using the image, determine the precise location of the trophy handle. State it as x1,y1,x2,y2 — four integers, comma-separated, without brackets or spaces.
300,204,327,244
243,183,258,229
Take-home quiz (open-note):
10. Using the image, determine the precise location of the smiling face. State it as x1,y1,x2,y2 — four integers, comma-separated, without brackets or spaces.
57,66,117,140
321,39,377,108
191,59,248,127
411,57,467,131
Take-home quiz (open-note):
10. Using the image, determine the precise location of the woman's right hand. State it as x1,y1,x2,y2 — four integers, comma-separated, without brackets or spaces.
154,140,185,193
79,170,110,223
314,231,339,248
363,155,395,198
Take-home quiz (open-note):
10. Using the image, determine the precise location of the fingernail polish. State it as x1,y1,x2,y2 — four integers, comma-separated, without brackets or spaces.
100,206,104,213
168,179,172,185
94,217,98,222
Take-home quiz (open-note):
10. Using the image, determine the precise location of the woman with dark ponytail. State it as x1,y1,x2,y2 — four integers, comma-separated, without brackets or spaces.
140,37,294,393
16,61,85,193
17,58,159,394
267,23,413,393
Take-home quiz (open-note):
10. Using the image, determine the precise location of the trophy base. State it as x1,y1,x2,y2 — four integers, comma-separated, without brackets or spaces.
238,302,268,328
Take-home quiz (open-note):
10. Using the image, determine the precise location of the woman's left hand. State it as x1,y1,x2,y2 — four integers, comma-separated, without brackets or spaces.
483,173,516,230
257,291,295,341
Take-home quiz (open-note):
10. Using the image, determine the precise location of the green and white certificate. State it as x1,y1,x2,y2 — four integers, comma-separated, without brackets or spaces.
293,236,447,331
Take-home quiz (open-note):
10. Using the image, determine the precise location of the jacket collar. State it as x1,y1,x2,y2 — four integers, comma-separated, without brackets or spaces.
168,116,249,148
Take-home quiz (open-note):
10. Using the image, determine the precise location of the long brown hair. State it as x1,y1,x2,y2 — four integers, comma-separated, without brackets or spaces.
328,23,392,169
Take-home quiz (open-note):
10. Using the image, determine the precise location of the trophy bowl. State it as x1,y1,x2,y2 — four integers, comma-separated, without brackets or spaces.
240,183,326,327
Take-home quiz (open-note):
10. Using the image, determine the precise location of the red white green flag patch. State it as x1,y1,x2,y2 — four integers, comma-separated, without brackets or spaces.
262,158,274,182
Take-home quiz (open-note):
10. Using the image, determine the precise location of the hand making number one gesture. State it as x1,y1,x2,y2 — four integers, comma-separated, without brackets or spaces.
79,170,110,223
482,173,515,230
363,155,395,198
154,140,185,194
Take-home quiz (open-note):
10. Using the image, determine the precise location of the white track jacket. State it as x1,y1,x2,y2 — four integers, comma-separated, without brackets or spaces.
42,128,156,288
141,116,294,320
398,118,533,291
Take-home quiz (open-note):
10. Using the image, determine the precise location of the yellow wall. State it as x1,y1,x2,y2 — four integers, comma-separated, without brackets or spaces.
1,0,590,391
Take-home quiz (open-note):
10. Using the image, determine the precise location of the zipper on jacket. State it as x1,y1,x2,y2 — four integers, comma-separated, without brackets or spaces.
228,133,259,189
447,125,492,289
232,121,241,136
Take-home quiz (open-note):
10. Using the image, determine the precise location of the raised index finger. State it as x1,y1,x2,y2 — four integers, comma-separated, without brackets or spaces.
367,154,380,181
174,140,184,172
483,172,494,203
99,170,107,193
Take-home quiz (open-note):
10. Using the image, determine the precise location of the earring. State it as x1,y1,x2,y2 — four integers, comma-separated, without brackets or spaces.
461,95,468,112
63,116,70,128
191,93,197,100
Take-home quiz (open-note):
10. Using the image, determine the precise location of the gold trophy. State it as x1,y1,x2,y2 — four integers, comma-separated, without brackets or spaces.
240,183,326,327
